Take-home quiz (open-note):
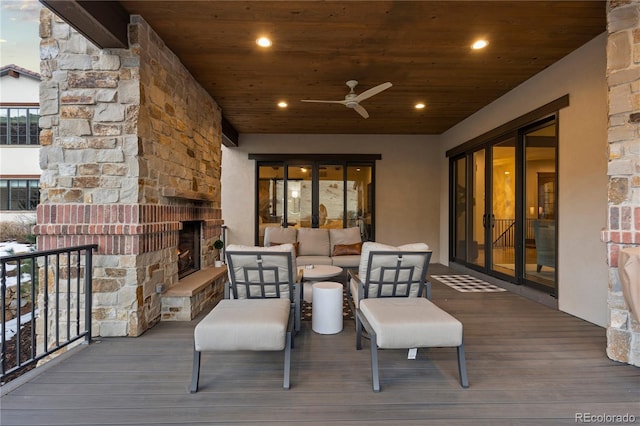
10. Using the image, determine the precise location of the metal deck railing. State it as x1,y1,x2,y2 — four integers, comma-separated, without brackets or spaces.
1,244,97,383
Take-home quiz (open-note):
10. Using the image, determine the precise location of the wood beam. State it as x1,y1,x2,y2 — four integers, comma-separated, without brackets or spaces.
40,0,129,49
221,116,239,147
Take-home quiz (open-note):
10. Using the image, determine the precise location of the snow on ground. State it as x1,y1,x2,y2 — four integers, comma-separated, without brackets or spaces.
0,241,35,258
1,241,36,288
1,310,39,340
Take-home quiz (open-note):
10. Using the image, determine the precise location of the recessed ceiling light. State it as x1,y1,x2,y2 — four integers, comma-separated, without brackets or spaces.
278,101,288,108
415,103,426,110
256,37,272,47
472,39,488,50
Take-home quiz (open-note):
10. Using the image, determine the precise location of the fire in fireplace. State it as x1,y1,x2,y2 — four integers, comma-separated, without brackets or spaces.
178,221,201,279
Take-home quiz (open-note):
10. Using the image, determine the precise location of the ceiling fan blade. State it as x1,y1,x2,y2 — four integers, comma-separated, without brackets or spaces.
353,104,369,119
301,99,348,104
355,82,392,103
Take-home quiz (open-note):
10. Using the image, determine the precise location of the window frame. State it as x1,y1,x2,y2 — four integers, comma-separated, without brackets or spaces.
0,179,41,211
0,105,41,145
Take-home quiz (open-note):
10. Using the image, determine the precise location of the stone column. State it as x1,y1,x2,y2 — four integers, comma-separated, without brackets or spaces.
36,9,223,337
603,1,640,366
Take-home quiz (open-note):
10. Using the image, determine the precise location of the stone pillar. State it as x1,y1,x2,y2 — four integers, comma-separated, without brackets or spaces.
36,9,223,337
603,1,640,366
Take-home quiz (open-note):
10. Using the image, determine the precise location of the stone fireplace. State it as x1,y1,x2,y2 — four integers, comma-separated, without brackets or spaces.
35,11,224,337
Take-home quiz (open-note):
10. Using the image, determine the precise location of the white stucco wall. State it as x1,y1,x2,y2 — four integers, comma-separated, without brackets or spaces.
221,134,442,259
0,146,41,175
438,33,609,326
0,73,40,103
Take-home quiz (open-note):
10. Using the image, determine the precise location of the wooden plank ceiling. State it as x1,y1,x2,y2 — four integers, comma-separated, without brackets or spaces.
105,1,606,134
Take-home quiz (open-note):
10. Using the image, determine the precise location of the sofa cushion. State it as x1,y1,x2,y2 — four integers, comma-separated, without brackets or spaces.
329,227,361,253
296,255,333,266
297,228,330,256
263,227,297,247
331,254,360,268
332,242,363,256
270,241,299,256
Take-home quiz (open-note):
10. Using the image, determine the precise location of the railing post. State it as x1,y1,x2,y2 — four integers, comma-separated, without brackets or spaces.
221,224,228,264
1,260,6,377
84,246,93,343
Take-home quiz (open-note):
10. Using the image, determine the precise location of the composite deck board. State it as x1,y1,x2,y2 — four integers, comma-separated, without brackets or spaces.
1,264,638,425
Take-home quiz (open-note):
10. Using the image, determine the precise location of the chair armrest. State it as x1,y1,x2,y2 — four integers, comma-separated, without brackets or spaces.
346,270,362,298
224,281,232,299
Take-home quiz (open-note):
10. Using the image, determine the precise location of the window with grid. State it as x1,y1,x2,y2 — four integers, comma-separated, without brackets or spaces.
0,179,40,210
0,107,40,145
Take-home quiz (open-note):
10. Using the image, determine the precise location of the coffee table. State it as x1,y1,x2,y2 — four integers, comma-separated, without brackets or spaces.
299,264,343,303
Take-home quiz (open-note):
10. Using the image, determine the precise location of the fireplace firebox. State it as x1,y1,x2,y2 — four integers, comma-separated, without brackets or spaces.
178,221,201,279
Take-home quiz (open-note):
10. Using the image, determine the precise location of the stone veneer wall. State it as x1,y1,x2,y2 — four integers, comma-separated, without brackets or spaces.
603,1,640,366
35,9,223,337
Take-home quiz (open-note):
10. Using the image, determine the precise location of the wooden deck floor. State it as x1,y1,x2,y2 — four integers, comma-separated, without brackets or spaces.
1,264,639,425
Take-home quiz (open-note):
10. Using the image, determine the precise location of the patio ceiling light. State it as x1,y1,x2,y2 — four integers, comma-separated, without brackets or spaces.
472,39,488,50
278,101,288,108
256,37,272,47
415,102,426,109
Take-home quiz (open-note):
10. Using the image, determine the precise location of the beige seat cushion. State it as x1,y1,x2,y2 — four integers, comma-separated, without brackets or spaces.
359,298,462,349
263,227,297,246
194,298,291,351
329,227,361,253
297,228,331,256
351,242,431,307
226,243,297,299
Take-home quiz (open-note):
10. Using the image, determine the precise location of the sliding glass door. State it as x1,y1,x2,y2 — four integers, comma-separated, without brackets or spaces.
490,137,517,278
523,121,557,290
450,117,557,295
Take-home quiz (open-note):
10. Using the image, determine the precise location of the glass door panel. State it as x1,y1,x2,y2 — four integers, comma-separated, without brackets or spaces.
470,150,485,268
257,165,284,245
490,138,516,277
318,164,344,229
347,165,372,238
524,123,557,291
287,165,312,227
453,157,467,262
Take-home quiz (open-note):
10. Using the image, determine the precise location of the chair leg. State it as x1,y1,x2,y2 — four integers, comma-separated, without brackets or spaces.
369,332,380,392
355,314,363,350
457,343,469,388
189,349,201,393
283,330,292,390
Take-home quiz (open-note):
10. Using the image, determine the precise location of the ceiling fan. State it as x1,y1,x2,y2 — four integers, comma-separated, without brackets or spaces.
301,80,392,119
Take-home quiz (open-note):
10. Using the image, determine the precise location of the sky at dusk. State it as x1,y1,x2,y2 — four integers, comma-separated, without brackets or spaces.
0,0,42,73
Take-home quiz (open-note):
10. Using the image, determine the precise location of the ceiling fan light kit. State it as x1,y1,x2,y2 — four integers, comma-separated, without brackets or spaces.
301,80,393,119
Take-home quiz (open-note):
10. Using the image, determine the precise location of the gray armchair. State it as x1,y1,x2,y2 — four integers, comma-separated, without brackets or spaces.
190,244,299,392
533,220,556,272
348,242,469,392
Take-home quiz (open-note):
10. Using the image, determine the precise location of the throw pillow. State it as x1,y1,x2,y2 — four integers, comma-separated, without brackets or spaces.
271,241,299,256
332,242,363,256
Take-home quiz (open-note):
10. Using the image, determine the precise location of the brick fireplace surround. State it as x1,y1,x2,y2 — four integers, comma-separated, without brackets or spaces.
35,11,223,337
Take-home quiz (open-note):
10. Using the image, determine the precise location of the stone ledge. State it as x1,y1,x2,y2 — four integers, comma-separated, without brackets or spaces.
161,188,216,201
164,266,227,297
161,266,227,321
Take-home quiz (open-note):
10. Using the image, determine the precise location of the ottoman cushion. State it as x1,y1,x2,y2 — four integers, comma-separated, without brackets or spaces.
359,297,462,349
194,298,291,351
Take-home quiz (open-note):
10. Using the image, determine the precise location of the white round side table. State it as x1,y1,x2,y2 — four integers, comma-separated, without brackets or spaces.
312,281,344,334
